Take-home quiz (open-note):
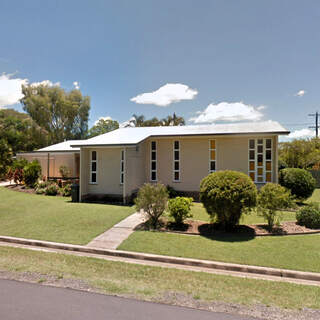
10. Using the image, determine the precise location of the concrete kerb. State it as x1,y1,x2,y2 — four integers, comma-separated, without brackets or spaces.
1,235,320,283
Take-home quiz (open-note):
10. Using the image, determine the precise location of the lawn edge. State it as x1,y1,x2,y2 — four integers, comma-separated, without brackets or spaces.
0,234,320,284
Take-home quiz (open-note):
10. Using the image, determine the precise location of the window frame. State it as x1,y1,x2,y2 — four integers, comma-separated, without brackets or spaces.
248,138,272,183
120,149,125,185
209,139,217,173
150,141,157,182
173,140,180,182
90,150,98,184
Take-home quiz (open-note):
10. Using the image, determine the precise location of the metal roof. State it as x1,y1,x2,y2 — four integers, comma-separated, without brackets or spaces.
37,140,83,152
71,121,289,147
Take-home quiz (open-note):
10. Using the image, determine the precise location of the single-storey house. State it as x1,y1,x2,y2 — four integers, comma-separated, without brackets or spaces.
16,140,82,179
70,121,289,203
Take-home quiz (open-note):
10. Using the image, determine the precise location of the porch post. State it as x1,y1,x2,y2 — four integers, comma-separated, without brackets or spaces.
47,153,50,179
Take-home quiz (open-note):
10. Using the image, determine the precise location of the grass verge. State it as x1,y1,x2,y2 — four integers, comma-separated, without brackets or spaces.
119,232,320,273
0,187,134,244
0,246,319,310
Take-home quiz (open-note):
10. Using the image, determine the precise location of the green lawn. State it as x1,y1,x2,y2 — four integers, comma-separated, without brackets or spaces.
188,202,296,224
0,187,134,244
1,246,320,311
119,232,320,273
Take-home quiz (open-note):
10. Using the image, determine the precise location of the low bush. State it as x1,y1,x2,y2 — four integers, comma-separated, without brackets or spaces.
279,168,316,200
168,197,193,224
45,184,59,196
35,188,46,195
257,183,293,230
296,203,320,229
200,170,257,230
36,180,50,189
13,168,24,184
24,160,42,187
61,184,72,197
135,183,169,229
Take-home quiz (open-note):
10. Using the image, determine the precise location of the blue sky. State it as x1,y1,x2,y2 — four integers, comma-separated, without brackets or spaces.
0,0,319,139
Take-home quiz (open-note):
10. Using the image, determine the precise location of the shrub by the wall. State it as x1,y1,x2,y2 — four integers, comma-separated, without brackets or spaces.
24,160,42,187
135,183,169,229
296,203,320,229
61,184,72,197
45,184,59,196
200,170,257,230
279,168,316,200
257,183,292,230
168,197,193,224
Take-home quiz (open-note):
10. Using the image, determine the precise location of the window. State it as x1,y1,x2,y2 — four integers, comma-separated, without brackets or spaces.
150,141,157,181
209,140,216,173
173,141,180,181
120,150,124,184
90,151,97,184
248,138,272,183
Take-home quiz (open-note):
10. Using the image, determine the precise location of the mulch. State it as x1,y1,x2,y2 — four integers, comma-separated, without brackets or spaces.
159,219,320,237
5,184,36,194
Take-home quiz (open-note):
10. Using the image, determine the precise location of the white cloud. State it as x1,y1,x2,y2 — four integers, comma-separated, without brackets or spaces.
0,73,28,108
287,128,314,140
190,101,264,123
130,83,198,107
295,90,306,97
73,81,80,90
94,116,112,126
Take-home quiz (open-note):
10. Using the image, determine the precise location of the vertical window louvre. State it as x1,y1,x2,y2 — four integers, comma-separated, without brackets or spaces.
209,140,216,173
150,141,157,181
90,151,97,184
248,139,272,183
173,141,180,181
120,149,124,184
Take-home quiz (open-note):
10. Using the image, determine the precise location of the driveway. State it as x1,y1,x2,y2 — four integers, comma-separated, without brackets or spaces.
0,279,256,320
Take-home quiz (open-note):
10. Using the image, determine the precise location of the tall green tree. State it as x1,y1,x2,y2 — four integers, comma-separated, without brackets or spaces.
88,118,119,138
279,138,320,169
21,84,90,144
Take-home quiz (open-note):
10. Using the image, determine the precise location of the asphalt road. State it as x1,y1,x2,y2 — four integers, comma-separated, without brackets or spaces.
0,279,256,320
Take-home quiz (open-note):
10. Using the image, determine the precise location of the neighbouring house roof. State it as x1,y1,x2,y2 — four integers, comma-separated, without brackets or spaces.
37,140,83,152
71,121,289,148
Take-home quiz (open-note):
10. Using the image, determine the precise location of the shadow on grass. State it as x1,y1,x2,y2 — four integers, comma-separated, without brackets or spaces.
198,223,256,242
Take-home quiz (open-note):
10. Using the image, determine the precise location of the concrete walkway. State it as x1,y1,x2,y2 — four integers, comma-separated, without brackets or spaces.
87,211,146,249
0,181,11,187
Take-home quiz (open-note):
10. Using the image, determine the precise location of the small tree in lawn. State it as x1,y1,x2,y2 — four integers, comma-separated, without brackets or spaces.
257,183,293,231
135,183,169,229
168,197,193,225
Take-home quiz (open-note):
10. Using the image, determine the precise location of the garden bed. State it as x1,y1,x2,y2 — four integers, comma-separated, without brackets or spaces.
155,219,320,236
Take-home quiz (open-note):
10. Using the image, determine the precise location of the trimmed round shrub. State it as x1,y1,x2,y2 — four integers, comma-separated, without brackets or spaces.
279,168,316,200
135,183,169,229
296,203,320,229
24,160,42,187
45,184,59,196
168,197,193,224
200,170,257,230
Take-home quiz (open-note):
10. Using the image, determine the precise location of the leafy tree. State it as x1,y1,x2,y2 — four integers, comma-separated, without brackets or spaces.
279,138,320,169
257,183,293,230
135,183,169,229
21,84,90,144
24,160,42,187
0,139,12,178
0,109,47,153
88,118,119,138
